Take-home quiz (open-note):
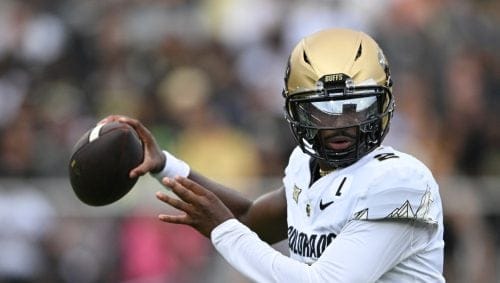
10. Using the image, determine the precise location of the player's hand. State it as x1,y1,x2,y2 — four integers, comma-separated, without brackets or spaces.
156,176,234,238
98,115,165,178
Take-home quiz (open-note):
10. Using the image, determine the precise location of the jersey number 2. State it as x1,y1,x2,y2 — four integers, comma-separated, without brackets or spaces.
374,152,399,161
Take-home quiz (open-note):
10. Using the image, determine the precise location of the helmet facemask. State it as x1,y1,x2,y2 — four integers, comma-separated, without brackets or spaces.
284,77,394,168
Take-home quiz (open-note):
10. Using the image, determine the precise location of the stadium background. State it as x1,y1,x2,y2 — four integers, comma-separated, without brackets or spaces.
0,0,498,282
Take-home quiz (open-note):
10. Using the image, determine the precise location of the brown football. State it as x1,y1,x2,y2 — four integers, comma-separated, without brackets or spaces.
68,122,144,206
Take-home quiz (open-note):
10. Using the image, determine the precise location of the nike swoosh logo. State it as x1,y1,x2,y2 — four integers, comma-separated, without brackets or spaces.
319,199,334,210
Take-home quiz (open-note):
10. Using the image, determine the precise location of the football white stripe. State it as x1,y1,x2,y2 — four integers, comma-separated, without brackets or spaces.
89,123,105,142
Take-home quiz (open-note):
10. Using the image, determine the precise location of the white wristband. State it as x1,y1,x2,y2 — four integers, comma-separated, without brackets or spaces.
151,151,190,182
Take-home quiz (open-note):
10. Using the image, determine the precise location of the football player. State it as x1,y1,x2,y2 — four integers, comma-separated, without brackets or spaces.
102,28,445,282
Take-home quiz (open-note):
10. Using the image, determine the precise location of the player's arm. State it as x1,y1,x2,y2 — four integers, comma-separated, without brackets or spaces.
212,218,433,282
99,115,287,243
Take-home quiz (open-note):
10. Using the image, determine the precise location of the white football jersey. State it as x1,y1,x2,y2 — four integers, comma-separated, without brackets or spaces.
284,145,444,269
211,145,445,282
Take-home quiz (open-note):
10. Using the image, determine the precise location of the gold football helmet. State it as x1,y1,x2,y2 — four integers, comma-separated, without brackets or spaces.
283,28,394,168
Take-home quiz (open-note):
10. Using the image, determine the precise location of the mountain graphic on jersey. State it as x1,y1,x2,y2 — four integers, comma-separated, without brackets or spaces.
352,188,435,223
387,200,416,219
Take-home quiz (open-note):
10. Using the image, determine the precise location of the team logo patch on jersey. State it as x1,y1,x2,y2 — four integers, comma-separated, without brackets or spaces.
292,185,302,204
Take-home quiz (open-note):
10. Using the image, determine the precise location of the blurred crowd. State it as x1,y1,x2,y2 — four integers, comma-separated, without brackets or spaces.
0,0,498,282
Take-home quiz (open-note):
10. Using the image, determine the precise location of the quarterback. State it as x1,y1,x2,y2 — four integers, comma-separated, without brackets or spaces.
103,28,445,282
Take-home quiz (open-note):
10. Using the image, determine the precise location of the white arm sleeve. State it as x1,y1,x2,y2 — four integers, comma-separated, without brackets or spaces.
211,218,429,283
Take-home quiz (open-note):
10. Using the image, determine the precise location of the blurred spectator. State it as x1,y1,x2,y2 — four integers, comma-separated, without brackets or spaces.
52,216,121,283
0,56,29,129
384,71,442,173
0,106,37,176
0,182,56,283
156,66,262,190
440,177,497,283
200,0,283,50
439,50,490,176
